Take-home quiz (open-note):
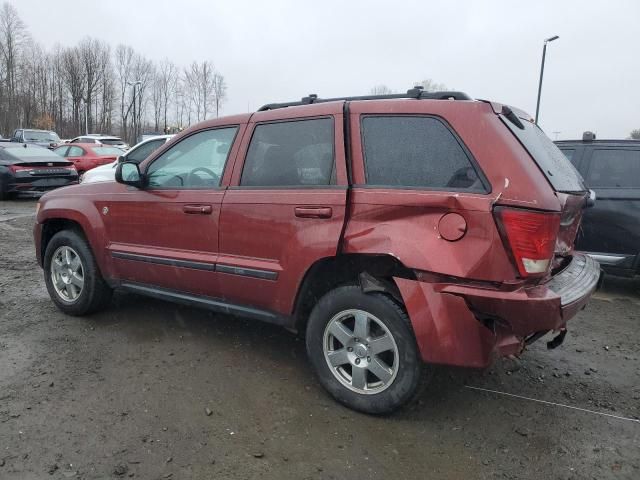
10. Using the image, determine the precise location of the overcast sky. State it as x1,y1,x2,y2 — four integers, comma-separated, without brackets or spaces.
16,0,640,139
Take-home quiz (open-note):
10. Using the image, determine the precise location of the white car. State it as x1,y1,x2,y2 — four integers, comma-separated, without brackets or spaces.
68,135,129,151
81,135,173,184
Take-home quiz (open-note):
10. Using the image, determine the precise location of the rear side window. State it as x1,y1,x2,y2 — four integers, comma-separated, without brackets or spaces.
361,116,485,191
67,146,84,156
240,118,334,187
502,117,586,192
100,138,124,146
559,148,576,164
587,149,640,188
91,146,124,156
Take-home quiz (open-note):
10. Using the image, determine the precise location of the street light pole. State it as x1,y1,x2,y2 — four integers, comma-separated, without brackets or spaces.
535,35,559,125
127,80,142,144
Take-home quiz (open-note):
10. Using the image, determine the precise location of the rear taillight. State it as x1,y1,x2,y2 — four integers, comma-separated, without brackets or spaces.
494,207,560,277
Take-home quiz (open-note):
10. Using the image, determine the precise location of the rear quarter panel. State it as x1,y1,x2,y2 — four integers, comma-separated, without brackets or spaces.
345,100,562,282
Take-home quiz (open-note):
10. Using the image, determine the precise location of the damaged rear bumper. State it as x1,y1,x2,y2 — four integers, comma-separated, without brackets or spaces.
394,253,601,368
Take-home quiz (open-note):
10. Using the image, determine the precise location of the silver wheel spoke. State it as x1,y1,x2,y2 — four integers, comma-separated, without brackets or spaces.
326,348,350,367
367,358,393,384
328,322,353,346
69,256,81,272
369,334,394,355
351,366,367,390
53,275,65,290
70,272,84,289
64,247,72,266
67,283,78,299
353,311,369,339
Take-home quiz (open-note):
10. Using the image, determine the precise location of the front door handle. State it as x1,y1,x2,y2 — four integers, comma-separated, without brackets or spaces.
294,206,333,219
183,204,213,215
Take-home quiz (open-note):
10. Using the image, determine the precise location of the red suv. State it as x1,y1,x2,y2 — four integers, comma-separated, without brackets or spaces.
34,89,600,414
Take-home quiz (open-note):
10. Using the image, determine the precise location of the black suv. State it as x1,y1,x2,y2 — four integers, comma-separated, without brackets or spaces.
556,133,640,276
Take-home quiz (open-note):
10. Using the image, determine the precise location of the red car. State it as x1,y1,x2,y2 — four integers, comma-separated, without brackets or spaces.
53,144,124,174
34,88,600,414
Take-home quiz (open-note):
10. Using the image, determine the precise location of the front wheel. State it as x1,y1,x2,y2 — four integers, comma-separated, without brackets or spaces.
43,230,112,315
306,285,424,414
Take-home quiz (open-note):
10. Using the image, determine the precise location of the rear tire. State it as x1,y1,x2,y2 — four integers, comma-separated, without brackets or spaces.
306,285,423,414
43,230,112,315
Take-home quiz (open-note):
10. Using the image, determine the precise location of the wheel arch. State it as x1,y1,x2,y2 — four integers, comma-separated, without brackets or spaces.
292,253,416,332
38,205,111,279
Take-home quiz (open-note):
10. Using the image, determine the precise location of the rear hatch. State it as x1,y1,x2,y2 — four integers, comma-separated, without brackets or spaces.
497,109,588,276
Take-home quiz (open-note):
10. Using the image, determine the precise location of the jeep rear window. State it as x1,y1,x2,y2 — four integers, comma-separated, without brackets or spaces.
361,116,486,191
587,149,640,188
501,117,586,193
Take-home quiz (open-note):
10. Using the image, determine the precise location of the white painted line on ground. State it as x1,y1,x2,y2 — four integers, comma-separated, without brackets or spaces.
465,385,640,424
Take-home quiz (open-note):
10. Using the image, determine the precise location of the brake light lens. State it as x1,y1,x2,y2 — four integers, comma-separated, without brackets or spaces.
494,207,560,277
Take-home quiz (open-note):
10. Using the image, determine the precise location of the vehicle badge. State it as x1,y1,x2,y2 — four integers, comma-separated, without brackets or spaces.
102,206,109,216
48,162,53,166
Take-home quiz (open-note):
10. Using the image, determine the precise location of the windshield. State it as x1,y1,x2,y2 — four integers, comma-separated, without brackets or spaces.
100,138,125,146
91,146,124,156
24,130,61,142
501,116,586,193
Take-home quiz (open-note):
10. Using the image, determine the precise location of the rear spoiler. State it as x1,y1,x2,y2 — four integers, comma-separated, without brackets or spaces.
478,99,534,128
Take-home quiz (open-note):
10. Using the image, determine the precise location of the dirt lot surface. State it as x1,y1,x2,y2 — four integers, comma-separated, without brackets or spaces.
1,198,639,479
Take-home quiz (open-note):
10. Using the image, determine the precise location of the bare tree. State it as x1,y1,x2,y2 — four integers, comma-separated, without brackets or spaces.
212,71,226,118
370,84,393,95
415,78,448,92
77,37,110,133
0,2,29,132
61,46,85,134
158,59,177,131
630,129,640,140
0,3,228,139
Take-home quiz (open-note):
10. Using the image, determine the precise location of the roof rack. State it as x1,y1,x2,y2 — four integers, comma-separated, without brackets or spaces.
257,86,472,111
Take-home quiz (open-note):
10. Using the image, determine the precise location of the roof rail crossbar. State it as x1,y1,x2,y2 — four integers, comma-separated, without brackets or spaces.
258,88,472,111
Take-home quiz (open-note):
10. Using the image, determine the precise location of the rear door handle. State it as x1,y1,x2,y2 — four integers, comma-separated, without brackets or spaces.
294,206,333,219
183,204,213,215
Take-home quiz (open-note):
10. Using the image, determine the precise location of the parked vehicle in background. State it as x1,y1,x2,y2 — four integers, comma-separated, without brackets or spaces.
53,144,124,175
34,89,600,414
0,144,78,199
81,135,173,184
556,133,640,277
10,129,62,149
68,135,129,151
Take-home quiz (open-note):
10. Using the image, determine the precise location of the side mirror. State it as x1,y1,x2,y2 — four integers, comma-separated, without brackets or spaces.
115,162,143,188
586,189,596,208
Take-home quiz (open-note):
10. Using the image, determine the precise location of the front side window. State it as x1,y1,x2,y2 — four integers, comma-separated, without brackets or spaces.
54,146,68,157
587,149,640,188
146,127,237,189
240,118,334,187
126,139,165,164
361,116,485,191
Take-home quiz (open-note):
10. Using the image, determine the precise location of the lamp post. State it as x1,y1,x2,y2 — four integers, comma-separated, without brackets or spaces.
534,35,559,125
127,80,142,143
80,98,89,135
536,35,560,125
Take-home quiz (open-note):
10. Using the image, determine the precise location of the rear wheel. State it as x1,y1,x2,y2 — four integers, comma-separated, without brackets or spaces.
306,285,423,414
43,230,112,315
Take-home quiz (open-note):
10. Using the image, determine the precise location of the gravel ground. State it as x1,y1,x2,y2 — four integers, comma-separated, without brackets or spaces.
1,198,639,479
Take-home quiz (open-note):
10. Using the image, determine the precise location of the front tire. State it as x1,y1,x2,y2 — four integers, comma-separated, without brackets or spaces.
43,230,112,315
306,285,423,414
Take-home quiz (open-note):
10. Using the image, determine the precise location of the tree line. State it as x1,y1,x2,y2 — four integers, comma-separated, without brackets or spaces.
0,2,227,143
